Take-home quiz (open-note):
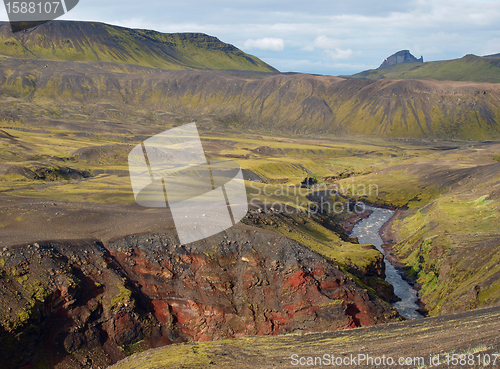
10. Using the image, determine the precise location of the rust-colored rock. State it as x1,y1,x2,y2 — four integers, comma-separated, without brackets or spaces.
0,226,399,368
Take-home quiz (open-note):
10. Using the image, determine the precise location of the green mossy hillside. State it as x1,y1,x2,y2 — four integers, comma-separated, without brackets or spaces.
0,21,277,73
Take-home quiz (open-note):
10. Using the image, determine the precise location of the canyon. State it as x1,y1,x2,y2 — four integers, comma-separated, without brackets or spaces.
0,222,398,368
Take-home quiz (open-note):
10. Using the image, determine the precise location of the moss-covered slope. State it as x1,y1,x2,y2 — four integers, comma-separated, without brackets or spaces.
0,21,277,72
110,305,500,369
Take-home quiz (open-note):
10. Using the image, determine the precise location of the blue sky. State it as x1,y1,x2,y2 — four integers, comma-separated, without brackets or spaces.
2,0,500,75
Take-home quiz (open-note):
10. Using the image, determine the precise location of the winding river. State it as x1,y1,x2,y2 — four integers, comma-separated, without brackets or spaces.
350,205,423,319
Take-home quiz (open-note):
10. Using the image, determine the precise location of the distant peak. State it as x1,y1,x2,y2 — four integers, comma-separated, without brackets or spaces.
379,50,423,69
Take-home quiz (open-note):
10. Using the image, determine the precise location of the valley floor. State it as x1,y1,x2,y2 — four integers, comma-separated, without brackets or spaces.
2,107,500,368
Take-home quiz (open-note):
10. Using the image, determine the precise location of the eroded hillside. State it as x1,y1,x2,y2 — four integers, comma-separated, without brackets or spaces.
1,57,500,139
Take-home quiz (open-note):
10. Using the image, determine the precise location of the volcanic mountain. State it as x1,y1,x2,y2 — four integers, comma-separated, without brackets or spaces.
379,50,423,68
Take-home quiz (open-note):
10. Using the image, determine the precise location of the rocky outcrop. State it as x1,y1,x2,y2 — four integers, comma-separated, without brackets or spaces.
379,50,423,68
0,226,399,368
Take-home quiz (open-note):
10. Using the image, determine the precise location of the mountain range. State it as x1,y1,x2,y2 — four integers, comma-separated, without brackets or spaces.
0,21,498,140
1,56,499,140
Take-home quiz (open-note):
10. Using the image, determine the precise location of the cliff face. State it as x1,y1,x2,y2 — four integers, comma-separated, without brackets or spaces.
379,50,423,68
0,226,398,368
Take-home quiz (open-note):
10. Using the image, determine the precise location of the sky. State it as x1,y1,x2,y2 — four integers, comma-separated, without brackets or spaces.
1,0,500,75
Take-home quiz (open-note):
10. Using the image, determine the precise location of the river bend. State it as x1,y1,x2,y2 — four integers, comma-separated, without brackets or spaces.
351,205,423,319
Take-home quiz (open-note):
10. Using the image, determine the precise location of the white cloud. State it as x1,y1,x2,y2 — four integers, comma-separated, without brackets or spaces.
243,38,285,51
264,57,372,75
302,35,352,60
303,35,342,52
325,48,354,60
314,35,342,49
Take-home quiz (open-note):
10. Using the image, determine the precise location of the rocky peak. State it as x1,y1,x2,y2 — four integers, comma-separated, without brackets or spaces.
379,50,423,68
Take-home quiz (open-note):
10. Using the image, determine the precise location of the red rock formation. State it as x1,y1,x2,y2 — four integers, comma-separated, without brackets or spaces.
107,227,398,342
0,226,399,368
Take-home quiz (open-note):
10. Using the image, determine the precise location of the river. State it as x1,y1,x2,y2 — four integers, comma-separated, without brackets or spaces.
350,205,423,319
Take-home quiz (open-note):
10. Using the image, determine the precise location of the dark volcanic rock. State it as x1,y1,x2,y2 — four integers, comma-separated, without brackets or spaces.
0,226,399,368
300,177,317,188
379,50,423,68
